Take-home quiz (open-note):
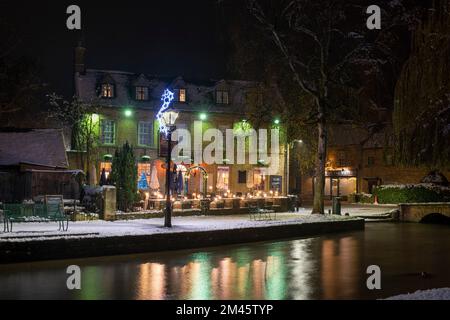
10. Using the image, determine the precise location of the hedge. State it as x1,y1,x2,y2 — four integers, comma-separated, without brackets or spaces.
373,184,450,204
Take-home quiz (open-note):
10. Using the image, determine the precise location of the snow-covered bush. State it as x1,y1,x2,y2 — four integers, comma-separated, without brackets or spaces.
81,186,103,213
373,184,450,204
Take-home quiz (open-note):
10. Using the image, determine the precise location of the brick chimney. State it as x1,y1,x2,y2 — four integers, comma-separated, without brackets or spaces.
74,40,86,75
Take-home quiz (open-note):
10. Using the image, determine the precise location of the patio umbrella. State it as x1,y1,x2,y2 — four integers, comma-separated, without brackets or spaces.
170,165,177,194
176,170,184,195
184,176,189,195
149,164,160,191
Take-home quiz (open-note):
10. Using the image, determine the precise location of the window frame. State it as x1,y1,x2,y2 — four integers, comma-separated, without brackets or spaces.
100,119,116,145
138,121,154,147
135,86,149,101
179,88,186,103
101,83,115,99
216,90,229,105
238,170,247,184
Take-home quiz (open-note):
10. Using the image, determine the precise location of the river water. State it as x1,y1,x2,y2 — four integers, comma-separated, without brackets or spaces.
0,223,449,300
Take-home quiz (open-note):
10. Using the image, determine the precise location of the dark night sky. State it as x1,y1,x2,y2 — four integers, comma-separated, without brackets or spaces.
1,0,228,96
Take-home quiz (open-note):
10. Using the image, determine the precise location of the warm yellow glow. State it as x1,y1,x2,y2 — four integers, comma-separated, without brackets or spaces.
179,89,186,102
91,113,100,123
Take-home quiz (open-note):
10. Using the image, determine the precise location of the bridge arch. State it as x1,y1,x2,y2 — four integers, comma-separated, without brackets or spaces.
419,212,450,224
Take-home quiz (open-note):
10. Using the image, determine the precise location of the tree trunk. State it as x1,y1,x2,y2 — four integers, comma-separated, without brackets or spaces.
312,118,327,214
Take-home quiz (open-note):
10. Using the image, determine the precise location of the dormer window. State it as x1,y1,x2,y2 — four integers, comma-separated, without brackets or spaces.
135,86,149,101
216,90,229,104
179,88,186,103
101,84,114,98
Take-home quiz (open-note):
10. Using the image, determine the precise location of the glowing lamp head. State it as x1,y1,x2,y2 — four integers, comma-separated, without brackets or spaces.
274,119,280,125
161,108,179,127
124,109,133,117
199,113,207,121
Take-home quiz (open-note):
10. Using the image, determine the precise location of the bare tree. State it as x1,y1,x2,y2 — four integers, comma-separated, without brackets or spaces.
48,94,101,180
247,0,419,213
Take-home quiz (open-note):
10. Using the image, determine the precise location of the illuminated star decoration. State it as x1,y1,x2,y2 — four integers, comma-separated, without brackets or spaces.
156,89,175,136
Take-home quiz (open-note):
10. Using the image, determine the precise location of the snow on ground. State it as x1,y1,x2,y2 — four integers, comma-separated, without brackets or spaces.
386,288,450,300
0,212,359,242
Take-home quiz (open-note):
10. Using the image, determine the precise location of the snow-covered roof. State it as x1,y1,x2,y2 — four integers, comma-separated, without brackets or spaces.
0,129,68,168
75,69,261,114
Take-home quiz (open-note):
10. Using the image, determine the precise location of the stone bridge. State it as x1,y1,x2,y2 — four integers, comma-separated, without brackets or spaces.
399,203,450,222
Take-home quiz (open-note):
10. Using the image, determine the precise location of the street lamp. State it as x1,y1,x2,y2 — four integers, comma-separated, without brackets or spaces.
157,89,179,228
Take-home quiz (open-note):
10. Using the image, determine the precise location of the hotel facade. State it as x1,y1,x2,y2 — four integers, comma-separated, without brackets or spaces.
69,46,287,198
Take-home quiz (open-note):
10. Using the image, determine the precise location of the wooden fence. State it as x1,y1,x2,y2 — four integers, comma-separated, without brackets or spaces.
0,170,82,202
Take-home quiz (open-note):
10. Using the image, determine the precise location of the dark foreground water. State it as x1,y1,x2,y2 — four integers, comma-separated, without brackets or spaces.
0,223,449,300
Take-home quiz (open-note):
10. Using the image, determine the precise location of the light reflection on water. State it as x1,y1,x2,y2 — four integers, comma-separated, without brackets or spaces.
0,223,449,300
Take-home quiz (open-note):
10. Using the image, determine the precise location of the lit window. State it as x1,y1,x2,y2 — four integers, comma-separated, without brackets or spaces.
216,90,229,104
138,121,153,146
100,119,115,145
135,86,149,101
179,89,186,103
216,166,230,191
100,162,112,179
253,168,266,191
101,84,114,98
137,163,151,187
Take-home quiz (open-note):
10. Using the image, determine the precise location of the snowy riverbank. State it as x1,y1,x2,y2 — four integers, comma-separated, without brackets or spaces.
0,213,358,242
386,288,450,300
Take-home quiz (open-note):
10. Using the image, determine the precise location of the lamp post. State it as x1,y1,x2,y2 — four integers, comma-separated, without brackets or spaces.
157,89,179,228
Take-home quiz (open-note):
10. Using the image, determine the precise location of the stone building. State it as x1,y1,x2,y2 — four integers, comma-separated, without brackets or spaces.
70,45,286,197
298,125,450,202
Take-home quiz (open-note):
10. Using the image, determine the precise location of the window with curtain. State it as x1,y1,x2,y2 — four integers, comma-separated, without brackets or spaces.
179,88,186,102
253,168,266,191
135,86,149,101
101,84,114,98
216,166,230,191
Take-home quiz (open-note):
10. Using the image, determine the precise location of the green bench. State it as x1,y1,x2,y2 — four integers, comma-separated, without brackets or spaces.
249,204,276,221
2,202,69,232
